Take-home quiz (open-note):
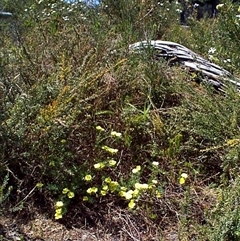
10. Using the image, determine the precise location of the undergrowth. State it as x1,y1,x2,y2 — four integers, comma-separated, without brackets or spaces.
1,0,240,240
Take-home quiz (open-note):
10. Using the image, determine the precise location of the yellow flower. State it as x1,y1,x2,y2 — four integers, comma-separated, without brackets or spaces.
55,213,63,220
111,131,122,137
62,188,69,194
179,173,188,185
100,190,107,196
136,165,141,171
156,190,161,198
179,177,186,185
120,186,127,191
92,187,98,193
148,184,153,189
87,187,98,194
102,185,108,191
87,188,92,194
55,208,62,214
83,196,88,201
119,191,126,197
133,189,139,197
84,174,92,181
36,182,43,188
132,165,141,174
108,159,117,167
102,145,118,154
96,125,105,131
109,181,119,192
94,162,105,169
67,191,75,199
104,177,112,183
99,163,105,169
56,201,64,207
128,199,136,209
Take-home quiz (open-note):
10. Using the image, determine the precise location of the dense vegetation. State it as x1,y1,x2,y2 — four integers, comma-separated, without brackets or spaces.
1,0,240,239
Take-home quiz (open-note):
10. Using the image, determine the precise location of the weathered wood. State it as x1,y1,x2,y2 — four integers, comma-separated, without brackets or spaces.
0,11,12,19
129,40,240,93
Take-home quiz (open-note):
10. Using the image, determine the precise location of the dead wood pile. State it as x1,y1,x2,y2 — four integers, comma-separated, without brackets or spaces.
130,40,240,94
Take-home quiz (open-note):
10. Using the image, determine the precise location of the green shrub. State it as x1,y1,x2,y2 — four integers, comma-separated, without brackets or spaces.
205,178,240,241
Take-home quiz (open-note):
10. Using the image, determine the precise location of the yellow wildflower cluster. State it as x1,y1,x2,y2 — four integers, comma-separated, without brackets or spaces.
82,126,164,211
93,158,117,170
118,179,161,210
96,125,122,138
84,177,120,199
84,173,162,210
119,182,149,209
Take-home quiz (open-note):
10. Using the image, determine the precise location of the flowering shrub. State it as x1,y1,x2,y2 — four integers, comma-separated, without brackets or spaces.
74,125,164,214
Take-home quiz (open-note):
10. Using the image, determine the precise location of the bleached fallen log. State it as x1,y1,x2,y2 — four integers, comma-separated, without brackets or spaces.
0,11,12,19
129,40,240,93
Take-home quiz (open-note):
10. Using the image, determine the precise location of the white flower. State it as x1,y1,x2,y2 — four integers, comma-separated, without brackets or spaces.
223,59,231,63
152,161,159,166
181,173,188,179
208,47,216,54
124,190,134,200
111,131,122,137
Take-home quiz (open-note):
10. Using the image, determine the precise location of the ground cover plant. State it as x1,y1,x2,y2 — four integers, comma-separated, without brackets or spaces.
1,0,240,240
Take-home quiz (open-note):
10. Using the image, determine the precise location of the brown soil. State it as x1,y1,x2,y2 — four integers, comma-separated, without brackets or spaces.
0,210,166,241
